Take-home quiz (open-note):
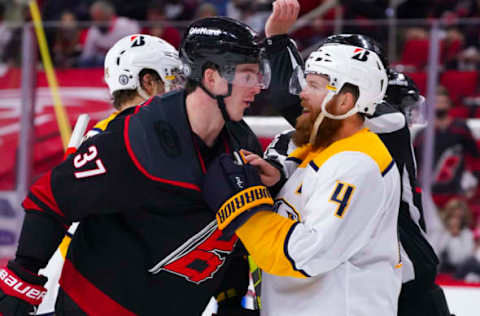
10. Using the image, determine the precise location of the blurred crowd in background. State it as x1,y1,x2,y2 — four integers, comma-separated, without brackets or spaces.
1,0,480,283
0,0,479,71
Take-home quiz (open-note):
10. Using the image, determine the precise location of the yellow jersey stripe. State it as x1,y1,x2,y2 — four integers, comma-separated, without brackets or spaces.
311,128,392,174
93,111,119,131
236,211,307,278
288,144,323,169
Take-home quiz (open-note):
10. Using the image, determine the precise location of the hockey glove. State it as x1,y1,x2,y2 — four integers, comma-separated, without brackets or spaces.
203,152,274,235
0,260,48,316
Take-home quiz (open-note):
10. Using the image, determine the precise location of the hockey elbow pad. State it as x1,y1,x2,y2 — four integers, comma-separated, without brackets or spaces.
203,153,274,234
0,260,48,316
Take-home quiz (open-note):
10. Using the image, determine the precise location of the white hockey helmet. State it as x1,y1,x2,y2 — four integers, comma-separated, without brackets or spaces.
290,43,388,119
104,34,184,96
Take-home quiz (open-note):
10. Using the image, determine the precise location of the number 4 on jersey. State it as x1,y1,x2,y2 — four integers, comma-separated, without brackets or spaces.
329,181,355,218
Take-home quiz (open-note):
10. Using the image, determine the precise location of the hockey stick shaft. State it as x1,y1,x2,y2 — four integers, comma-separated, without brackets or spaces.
64,114,90,157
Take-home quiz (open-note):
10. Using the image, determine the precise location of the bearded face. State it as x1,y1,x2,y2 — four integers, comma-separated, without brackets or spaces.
293,95,343,149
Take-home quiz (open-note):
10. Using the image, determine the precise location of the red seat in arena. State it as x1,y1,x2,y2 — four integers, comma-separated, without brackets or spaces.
406,72,427,95
440,71,478,106
400,39,430,71
449,105,470,118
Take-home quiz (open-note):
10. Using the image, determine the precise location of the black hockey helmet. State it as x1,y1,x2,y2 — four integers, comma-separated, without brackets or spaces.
386,70,420,107
386,69,426,125
319,34,389,70
180,16,269,87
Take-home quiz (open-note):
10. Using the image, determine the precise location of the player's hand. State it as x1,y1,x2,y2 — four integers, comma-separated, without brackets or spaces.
265,0,300,38
0,261,47,316
239,149,281,187
203,153,273,234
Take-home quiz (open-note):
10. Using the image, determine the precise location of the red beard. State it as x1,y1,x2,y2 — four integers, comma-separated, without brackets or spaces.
293,97,343,149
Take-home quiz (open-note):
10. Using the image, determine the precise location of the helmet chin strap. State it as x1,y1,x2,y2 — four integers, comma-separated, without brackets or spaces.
308,90,358,145
309,113,325,145
199,81,243,150
308,90,333,145
199,82,233,123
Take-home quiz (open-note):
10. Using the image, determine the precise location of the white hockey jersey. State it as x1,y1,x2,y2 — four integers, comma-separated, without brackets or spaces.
236,128,402,316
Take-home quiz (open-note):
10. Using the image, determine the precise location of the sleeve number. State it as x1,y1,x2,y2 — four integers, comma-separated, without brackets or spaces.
329,181,355,218
73,146,106,179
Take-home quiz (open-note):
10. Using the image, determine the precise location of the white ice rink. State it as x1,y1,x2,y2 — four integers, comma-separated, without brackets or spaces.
202,285,480,316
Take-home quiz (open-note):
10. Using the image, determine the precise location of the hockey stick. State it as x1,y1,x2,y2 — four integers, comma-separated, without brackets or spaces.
64,114,90,158
63,114,89,233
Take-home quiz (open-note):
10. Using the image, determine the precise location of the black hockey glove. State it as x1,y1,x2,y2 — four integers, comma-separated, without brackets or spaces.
203,152,274,235
0,260,48,316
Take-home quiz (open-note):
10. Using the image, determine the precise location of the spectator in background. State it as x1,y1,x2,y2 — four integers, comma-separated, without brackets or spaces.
142,2,181,49
3,5,30,67
41,0,92,21
78,0,139,68
163,0,198,21
194,3,218,19
226,0,271,34
0,3,12,63
226,0,247,20
203,0,229,16
441,27,465,69
437,199,475,273
455,46,480,71
52,11,83,68
414,86,480,208
455,228,480,282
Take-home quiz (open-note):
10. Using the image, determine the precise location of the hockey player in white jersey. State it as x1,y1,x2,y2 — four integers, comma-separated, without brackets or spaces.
265,34,452,316
203,42,402,316
36,34,184,316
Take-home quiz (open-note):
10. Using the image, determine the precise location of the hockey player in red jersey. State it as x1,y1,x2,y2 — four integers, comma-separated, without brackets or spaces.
0,19,265,314
35,34,184,316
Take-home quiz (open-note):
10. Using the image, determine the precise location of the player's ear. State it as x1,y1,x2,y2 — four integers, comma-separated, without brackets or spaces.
140,73,164,96
140,73,154,92
203,68,217,90
203,68,227,95
338,91,356,113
